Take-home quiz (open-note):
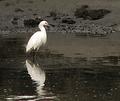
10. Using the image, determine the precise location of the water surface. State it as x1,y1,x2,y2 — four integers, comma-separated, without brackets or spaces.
0,32,120,101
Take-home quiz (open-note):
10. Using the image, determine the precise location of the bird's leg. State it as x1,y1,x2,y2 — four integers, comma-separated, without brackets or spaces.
34,51,37,60
26,52,29,59
34,52,37,62
33,49,38,62
35,49,38,57
32,51,35,62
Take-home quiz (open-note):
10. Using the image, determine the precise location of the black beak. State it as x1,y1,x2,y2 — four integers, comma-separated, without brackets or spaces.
45,24,50,29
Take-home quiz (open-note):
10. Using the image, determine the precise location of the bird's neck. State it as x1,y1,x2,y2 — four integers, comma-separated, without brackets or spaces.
39,25,46,33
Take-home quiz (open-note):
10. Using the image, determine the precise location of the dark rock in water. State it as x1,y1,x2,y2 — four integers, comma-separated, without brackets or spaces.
15,8,24,12
74,5,111,20
24,17,43,27
62,18,76,24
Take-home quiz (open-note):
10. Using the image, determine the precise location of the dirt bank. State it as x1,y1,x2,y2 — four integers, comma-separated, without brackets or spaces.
0,0,120,37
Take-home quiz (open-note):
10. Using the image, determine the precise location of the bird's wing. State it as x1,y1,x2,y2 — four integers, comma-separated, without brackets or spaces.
26,32,42,52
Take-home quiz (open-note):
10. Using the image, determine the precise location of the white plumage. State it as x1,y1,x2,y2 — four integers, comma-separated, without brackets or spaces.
26,21,48,53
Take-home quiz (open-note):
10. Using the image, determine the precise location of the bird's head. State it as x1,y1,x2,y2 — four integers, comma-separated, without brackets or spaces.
39,21,49,26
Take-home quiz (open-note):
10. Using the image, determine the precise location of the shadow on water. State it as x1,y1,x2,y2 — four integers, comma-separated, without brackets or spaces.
1,32,120,100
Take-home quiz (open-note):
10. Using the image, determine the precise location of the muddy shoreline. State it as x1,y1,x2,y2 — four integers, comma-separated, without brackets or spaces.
0,0,120,37
0,9,117,36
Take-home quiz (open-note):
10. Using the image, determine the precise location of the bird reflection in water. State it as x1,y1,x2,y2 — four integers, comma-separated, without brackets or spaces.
25,59,46,97
6,59,56,101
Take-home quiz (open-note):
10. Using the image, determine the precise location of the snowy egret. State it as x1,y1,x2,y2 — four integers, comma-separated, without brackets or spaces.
26,21,49,54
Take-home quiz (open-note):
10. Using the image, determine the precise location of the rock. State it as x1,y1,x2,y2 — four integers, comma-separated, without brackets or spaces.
5,2,10,7
62,18,76,24
49,11,57,17
28,1,34,3
53,16,61,20
24,17,43,27
87,9,111,20
49,11,59,20
33,13,38,16
74,5,89,19
110,24,120,32
42,0,47,2
11,17,19,25
15,8,24,13
74,5,111,20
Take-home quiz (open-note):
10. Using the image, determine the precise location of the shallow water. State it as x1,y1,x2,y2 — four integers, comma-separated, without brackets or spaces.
1,32,120,101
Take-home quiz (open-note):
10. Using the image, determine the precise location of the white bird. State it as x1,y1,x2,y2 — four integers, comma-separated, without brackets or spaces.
26,21,49,53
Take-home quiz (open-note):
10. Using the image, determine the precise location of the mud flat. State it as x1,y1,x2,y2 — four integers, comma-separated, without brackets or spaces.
0,0,120,36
